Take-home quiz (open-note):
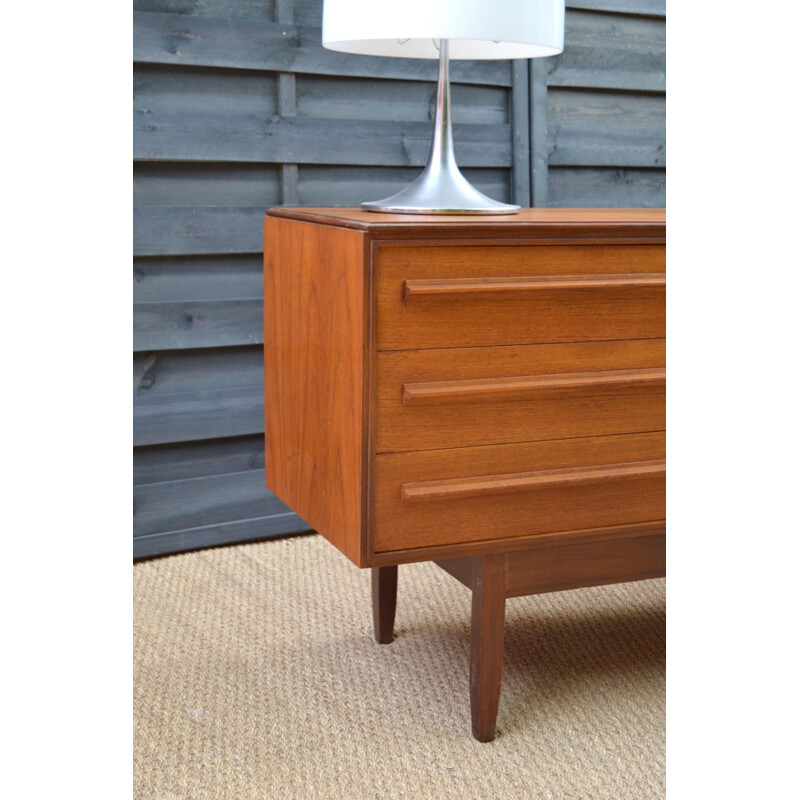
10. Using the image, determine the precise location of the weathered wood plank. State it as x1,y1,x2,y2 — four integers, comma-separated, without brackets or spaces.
511,60,531,207
134,347,263,396
295,75,508,125
133,0,277,21
134,299,262,350
133,254,262,302
134,385,264,445
547,89,665,167
530,60,549,207
548,88,665,168
133,514,313,560
134,206,264,255
133,12,511,86
134,110,512,167
134,163,281,207
549,125,665,167
134,468,289,535
134,435,265,485
134,63,278,115
547,166,665,207
567,0,665,16
548,10,665,92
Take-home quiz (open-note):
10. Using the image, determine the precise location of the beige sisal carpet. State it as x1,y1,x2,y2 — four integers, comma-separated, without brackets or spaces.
133,534,665,799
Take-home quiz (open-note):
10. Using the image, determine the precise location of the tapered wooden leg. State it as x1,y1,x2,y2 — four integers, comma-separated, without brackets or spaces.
470,554,507,742
372,565,398,644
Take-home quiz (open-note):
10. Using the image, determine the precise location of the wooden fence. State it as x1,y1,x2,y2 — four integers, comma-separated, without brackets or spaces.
133,0,665,558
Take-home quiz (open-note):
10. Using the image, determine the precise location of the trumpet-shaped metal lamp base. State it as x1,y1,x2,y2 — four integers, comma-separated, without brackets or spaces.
361,160,520,215
362,40,520,216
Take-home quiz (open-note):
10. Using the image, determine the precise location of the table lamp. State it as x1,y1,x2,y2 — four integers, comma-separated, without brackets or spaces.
322,1,565,214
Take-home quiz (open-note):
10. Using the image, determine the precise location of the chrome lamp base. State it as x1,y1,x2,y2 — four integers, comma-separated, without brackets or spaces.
362,40,520,216
361,162,520,215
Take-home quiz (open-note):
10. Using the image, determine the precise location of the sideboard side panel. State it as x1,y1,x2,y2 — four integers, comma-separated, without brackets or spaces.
264,216,366,565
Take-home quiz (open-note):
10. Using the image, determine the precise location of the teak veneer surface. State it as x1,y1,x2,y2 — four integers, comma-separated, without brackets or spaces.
377,340,664,453
263,216,366,564
263,206,666,568
377,244,665,350
373,433,665,553
264,207,666,742
266,207,666,239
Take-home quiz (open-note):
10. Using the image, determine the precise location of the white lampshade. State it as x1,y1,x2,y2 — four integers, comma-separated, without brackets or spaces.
322,0,564,60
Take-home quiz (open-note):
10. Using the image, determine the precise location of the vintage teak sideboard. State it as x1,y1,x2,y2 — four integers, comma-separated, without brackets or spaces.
263,207,666,741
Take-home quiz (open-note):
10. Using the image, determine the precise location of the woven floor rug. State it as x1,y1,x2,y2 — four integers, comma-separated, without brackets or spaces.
133,533,665,799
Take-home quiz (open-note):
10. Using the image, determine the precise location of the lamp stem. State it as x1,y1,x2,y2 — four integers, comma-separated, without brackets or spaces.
360,38,520,213
428,39,458,177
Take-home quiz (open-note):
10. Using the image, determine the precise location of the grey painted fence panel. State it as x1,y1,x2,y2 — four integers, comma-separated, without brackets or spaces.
134,435,265,485
134,1,277,20
134,299,262,350
548,10,665,92
133,12,511,86
532,6,665,207
134,254,263,302
134,469,290,536
134,163,281,207
295,75,509,125
133,0,665,559
134,385,264,446
547,88,665,168
134,111,512,167
134,64,279,115
133,514,312,559
567,0,665,16
134,207,266,255
548,166,665,207
134,347,263,396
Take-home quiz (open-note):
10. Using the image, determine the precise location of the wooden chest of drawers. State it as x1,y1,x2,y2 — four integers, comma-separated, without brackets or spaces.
263,207,666,740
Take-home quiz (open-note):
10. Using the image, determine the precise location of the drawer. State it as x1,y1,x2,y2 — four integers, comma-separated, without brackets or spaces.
376,244,665,350
377,339,665,453
373,433,666,554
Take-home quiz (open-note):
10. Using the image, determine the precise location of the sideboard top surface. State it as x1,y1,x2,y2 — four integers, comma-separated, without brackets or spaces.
265,207,666,240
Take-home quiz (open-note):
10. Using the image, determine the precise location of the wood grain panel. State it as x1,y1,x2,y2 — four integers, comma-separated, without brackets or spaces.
372,521,665,567
263,215,367,565
503,531,665,596
271,206,666,235
377,243,665,350
433,527,666,597
377,341,665,453
373,433,665,553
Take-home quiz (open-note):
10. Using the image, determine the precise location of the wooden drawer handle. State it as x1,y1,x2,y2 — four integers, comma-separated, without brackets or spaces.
401,460,666,504
403,273,665,302
402,368,665,405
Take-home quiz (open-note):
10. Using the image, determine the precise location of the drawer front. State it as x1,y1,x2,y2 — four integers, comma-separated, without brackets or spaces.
373,433,666,554
376,243,665,351
377,339,665,453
